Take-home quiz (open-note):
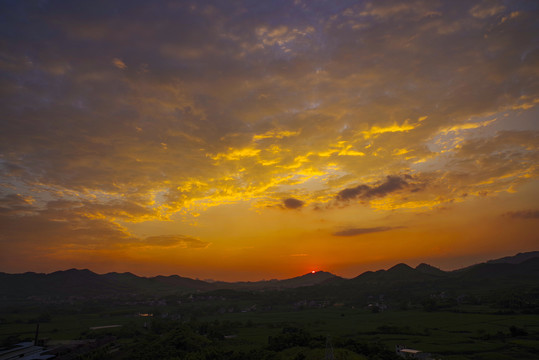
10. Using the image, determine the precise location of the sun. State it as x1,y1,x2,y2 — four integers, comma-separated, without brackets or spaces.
311,270,316,274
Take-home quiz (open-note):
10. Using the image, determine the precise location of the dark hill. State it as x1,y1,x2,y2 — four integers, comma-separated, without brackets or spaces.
352,263,435,284
344,262,444,299
0,269,131,298
0,269,211,299
0,269,341,300
152,275,214,291
278,271,341,288
425,257,539,297
487,251,539,265
415,263,446,276
212,271,341,290
387,263,416,276
454,257,539,281
1,251,537,301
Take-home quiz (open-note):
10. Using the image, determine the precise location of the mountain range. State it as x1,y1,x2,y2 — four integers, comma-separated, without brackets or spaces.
1,252,538,301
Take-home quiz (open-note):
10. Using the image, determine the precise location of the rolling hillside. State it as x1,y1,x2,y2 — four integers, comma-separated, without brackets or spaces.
1,251,537,302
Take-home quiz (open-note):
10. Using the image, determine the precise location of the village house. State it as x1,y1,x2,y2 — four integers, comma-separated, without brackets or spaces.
395,344,433,359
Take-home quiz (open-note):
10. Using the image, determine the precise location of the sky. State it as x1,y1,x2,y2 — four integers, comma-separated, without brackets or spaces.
0,0,538,281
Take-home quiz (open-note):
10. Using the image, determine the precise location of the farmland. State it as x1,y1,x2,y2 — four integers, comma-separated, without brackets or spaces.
1,298,538,359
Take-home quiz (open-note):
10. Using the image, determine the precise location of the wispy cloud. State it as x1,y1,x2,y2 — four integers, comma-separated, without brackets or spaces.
337,175,414,202
332,226,401,237
142,235,210,248
503,210,539,220
112,58,127,70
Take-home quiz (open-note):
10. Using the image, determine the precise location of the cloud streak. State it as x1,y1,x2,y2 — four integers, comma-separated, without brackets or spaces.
332,226,400,237
337,175,414,202
142,235,210,248
503,210,539,220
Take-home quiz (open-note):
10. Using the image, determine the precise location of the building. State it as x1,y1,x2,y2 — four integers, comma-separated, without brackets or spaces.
0,342,55,360
396,344,432,359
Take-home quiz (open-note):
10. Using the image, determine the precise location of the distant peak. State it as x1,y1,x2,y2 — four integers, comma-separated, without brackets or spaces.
487,251,539,265
416,263,438,270
106,271,137,277
303,270,335,277
388,263,414,271
56,268,93,274
415,263,445,275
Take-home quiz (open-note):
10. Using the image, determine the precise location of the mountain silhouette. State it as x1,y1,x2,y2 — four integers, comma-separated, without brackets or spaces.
486,251,539,264
415,263,446,276
1,251,537,300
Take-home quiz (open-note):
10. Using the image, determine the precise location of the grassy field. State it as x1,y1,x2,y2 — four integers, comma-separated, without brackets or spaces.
199,307,539,359
1,304,538,359
0,307,148,342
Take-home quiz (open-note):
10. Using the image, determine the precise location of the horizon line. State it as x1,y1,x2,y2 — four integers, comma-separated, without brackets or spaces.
3,250,537,282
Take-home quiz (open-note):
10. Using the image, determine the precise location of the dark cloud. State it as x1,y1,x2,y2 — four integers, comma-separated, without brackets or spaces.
337,175,412,201
503,210,539,219
366,175,410,197
0,161,26,177
445,131,539,194
78,200,157,221
0,194,36,216
336,185,370,201
0,194,33,208
0,208,133,249
0,199,209,267
283,198,305,209
332,226,398,237
0,198,160,249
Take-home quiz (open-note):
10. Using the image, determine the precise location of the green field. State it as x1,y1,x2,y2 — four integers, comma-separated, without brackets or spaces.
2,303,538,359
198,307,539,359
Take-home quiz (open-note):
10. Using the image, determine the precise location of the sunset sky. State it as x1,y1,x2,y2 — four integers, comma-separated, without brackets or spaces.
1,0,538,281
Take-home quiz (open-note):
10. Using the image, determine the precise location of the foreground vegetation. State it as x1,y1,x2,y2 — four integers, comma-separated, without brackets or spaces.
1,294,538,360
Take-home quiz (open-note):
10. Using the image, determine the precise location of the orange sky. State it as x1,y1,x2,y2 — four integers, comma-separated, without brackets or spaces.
0,1,538,281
